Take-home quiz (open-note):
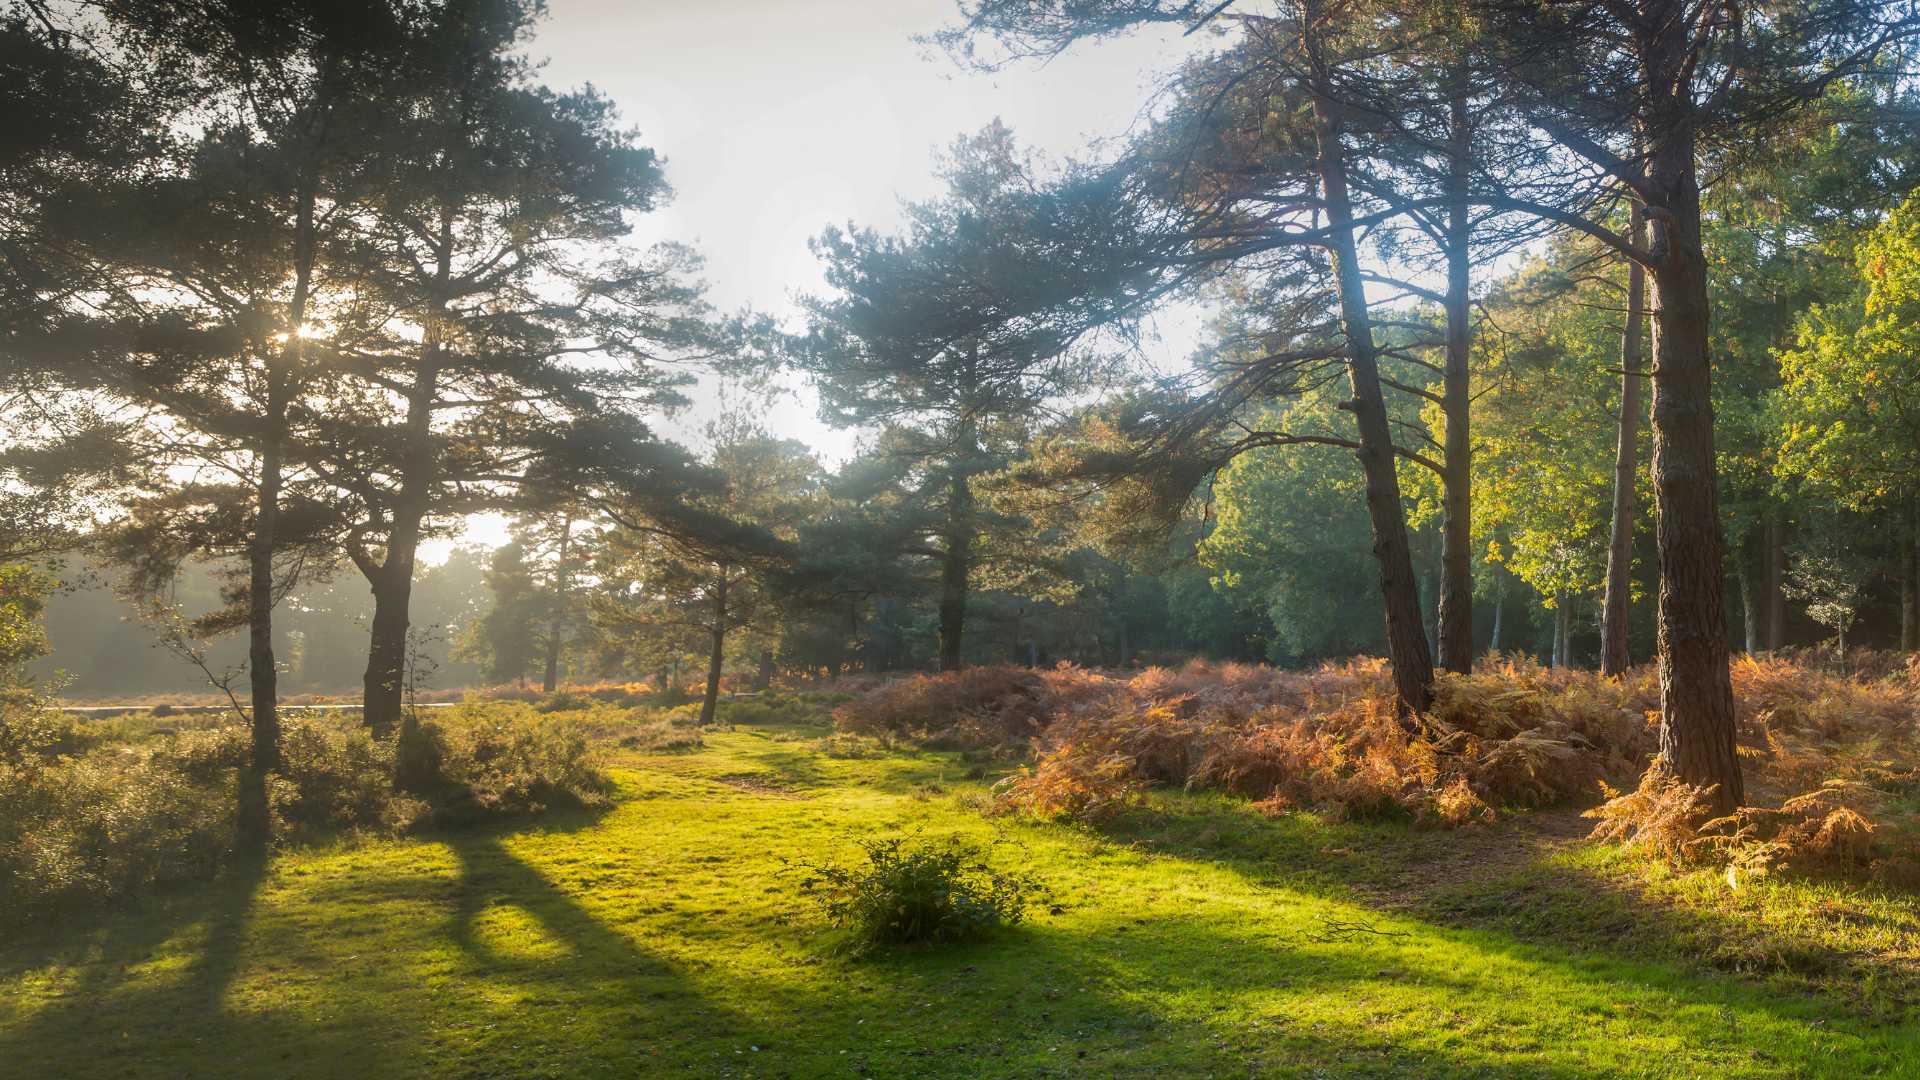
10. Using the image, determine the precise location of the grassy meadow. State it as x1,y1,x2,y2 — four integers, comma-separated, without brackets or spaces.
4,693,1918,1079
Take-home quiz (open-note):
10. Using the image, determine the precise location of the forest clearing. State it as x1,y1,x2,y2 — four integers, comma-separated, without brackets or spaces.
7,661,1920,1078
6,0,1920,1076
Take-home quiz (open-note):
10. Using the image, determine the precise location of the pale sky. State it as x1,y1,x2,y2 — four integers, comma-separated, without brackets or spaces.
437,0,1208,555
533,0,1204,446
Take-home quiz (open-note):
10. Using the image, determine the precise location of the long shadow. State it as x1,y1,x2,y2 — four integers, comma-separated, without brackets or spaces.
1083,794,1920,1029
0,856,320,1078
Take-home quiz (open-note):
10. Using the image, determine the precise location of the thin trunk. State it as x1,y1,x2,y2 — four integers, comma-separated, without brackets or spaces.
700,572,728,726
238,181,315,850
937,425,977,673
1435,91,1474,676
1489,599,1503,654
1903,503,1917,653
1600,206,1647,677
1555,597,1573,670
541,510,575,694
755,647,774,692
1764,508,1787,652
1738,554,1758,655
1309,86,1434,715
1642,40,1741,810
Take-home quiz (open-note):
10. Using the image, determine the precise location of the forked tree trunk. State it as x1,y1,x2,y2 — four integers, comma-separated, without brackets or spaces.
1600,207,1647,677
364,210,447,741
1642,78,1742,811
1310,89,1434,716
1435,92,1475,676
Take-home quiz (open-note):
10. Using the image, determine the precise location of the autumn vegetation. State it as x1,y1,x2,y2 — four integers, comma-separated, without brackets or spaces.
5,0,1920,1075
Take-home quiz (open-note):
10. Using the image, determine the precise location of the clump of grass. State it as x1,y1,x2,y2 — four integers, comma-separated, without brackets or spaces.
794,835,1050,954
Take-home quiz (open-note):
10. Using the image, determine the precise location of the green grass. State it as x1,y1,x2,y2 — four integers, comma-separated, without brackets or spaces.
3,712,1918,1078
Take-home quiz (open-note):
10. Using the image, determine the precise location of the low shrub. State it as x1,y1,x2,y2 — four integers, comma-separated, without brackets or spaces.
852,653,1920,872
409,708,614,825
834,667,1058,750
2,703,614,927
1,697,239,922
794,835,1050,954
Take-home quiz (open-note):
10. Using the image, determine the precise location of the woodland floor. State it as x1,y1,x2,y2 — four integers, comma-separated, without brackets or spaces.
3,709,1919,1079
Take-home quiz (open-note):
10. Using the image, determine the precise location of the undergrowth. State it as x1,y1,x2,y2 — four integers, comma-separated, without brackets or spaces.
0,701,615,926
836,653,1920,884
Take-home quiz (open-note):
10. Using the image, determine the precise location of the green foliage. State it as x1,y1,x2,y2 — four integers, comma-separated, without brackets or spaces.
1777,191,1920,507
0,705,613,926
1199,410,1389,659
795,834,1050,953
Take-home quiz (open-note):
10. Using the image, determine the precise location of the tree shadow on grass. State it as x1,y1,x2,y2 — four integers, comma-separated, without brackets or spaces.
1082,795,1920,1031
0,855,371,1078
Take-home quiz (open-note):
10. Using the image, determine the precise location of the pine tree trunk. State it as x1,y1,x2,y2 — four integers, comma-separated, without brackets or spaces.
363,572,412,739
937,435,975,673
541,511,574,694
700,573,728,726
1600,207,1647,677
1435,92,1475,676
1643,67,1742,810
1310,89,1434,716
365,208,448,739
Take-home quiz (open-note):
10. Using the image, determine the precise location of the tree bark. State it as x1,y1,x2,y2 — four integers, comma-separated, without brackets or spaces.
363,570,414,739
1435,92,1475,676
362,208,448,738
1489,598,1503,654
937,428,976,673
1554,596,1573,670
1904,503,1917,653
700,572,728,726
1764,507,1787,652
1738,552,1758,655
1310,89,1434,715
1642,40,1742,810
755,646,774,691
238,182,313,851
541,510,575,694
1600,207,1647,677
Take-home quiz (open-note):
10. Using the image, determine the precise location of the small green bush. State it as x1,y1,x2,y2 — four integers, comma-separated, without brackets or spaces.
273,719,424,838
796,836,1050,954
414,710,613,825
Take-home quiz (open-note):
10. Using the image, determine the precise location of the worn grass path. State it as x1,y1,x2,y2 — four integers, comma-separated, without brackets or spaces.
3,721,1918,1078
